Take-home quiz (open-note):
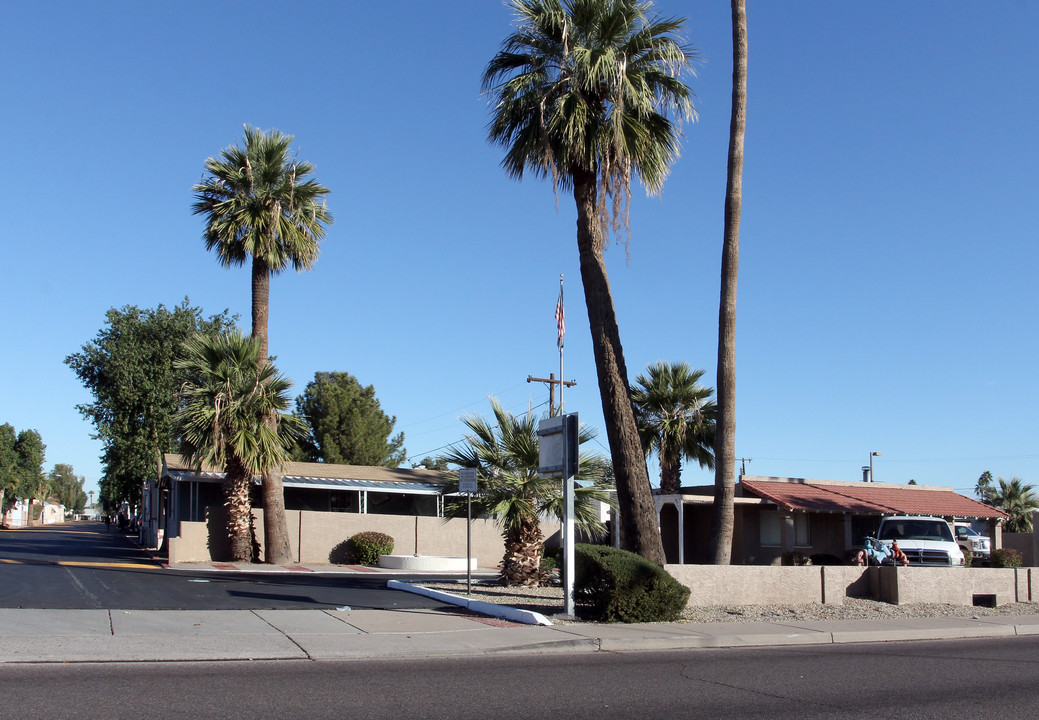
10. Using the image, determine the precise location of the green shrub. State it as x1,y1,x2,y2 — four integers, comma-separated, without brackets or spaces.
573,544,690,623
350,531,395,566
782,551,812,566
962,547,973,568
990,548,1022,568
540,555,557,573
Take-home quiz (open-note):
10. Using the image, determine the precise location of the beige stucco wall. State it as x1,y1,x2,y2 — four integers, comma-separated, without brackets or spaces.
168,510,565,570
168,520,212,564
821,566,871,603
665,565,834,606
873,566,1025,606
663,565,1029,609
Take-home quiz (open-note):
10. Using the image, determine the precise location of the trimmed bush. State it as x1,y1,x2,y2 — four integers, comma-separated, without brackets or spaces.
350,531,395,566
574,544,690,623
990,548,1022,568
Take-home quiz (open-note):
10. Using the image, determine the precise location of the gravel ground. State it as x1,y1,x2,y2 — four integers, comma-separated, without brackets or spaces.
417,579,1039,624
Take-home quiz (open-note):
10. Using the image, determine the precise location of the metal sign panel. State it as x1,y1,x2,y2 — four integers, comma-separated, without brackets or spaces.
458,467,478,493
538,413,579,478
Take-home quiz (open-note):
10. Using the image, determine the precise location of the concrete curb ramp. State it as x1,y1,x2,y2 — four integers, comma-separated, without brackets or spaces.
1,608,1038,664
388,580,554,626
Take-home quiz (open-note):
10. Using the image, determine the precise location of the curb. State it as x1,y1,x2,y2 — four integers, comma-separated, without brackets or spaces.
389,580,553,626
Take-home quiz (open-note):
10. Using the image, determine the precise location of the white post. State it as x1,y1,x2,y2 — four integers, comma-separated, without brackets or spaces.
562,418,575,617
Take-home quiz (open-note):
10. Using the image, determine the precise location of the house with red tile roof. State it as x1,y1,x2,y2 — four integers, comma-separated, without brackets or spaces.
655,475,1008,565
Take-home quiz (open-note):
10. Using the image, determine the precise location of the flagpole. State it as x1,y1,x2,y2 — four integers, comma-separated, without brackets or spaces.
557,274,564,415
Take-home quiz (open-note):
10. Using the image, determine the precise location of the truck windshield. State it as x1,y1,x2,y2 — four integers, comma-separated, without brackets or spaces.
879,520,954,542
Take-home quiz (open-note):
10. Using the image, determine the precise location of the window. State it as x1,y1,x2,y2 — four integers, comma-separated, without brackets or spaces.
760,510,810,547
760,511,781,547
794,513,810,547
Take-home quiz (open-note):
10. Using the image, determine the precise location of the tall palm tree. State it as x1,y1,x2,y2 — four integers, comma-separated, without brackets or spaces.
991,477,1039,533
484,0,696,564
631,361,715,495
175,331,305,562
192,126,332,564
442,399,614,586
709,0,747,565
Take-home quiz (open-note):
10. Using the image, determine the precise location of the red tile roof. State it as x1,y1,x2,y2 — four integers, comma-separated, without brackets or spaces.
740,478,1008,519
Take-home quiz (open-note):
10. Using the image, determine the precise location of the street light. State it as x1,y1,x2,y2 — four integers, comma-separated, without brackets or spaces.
869,451,881,483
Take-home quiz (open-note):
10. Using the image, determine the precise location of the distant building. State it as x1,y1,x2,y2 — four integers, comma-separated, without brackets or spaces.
655,475,1008,565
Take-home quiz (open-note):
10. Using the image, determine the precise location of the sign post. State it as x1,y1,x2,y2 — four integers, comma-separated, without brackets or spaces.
538,412,579,617
459,467,478,595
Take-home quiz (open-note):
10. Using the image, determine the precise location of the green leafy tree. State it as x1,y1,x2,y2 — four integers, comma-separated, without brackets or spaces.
295,372,406,467
709,0,748,565
990,477,1039,533
631,361,716,495
13,429,47,524
65,300,235,508
442,399,613,586
0,424,17,515
175,331,306,561
414,457,449,471
484,0,696,564
975,470,996,503
193,125,333,564
48,464,88,515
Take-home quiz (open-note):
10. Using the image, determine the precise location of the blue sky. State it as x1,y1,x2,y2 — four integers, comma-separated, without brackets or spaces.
3,1,1037,501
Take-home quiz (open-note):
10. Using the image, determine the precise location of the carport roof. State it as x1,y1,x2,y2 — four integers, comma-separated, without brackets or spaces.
740,476,1008,519
161,454,449,495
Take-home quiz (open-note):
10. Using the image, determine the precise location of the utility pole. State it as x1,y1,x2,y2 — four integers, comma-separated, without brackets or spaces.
737,457,752,478
526,374,576,416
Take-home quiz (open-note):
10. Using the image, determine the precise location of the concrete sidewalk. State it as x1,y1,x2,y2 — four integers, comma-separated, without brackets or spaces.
3,602,1039,664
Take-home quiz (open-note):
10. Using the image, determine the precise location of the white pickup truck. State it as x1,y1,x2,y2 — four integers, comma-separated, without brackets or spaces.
954,522,991,561
876,516,965,566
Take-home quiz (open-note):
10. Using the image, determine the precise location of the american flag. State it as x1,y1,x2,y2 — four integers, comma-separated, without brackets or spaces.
555,284,565,349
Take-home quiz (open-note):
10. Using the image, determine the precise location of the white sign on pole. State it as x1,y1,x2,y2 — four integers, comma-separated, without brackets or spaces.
459,467,478,494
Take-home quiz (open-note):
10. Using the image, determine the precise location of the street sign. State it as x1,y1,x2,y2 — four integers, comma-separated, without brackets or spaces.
459,467,478,494
537,413,579,478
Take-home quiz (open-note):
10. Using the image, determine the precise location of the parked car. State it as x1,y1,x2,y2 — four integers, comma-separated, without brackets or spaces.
954,522,990,561
876,515,965,566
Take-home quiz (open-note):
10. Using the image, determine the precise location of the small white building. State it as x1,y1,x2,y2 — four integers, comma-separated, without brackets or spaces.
1,498,66,527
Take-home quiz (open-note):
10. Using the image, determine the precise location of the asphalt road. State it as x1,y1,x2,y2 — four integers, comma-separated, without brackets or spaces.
2,637,1037,719
0,522,450,611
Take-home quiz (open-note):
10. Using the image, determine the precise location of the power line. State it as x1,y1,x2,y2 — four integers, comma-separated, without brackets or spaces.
405,398,551,464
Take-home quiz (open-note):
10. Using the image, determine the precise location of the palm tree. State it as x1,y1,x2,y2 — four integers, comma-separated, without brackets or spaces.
175,331,305,561
975,470,996,503
708,0,747,565
631,361,715,495
442,398,614,586
192,126,332,564
990,477,1039,533
484,0,696,565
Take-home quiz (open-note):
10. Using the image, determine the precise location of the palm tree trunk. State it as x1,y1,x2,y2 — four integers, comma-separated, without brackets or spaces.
660,455,681,496
250,255,295,564
500,517,546,586
261,460,294,564
251,257,271,365
573,170,664,565
709,0,748,565
224,455,253,562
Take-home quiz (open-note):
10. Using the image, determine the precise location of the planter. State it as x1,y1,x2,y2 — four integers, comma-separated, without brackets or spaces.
378,555,477,572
